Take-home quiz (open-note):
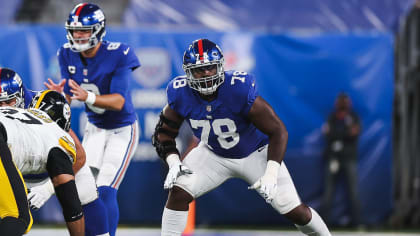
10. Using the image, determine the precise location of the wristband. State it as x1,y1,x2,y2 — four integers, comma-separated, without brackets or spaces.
166,153,181,168
85,91,96,105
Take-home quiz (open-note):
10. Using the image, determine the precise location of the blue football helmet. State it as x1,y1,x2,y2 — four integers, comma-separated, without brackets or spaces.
0,68,24,108
65,3,106,52
183,39,225,95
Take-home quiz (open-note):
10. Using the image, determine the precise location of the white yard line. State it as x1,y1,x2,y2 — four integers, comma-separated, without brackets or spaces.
26,227,420,236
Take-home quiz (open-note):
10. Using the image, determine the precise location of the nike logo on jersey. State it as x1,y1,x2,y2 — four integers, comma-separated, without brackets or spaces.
123,47,130,55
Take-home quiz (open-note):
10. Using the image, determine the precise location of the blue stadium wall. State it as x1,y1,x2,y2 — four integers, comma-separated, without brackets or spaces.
0,26,393,226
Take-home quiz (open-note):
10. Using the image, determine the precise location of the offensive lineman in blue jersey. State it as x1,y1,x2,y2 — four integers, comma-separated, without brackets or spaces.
152,39,332,236
0,67,110,236
46,3,140,236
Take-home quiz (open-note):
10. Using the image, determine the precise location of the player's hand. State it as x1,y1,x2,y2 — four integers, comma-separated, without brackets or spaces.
27,179,55,210
68,79,88,102
248,160,280,203
44,78,66,93
164,154,192,189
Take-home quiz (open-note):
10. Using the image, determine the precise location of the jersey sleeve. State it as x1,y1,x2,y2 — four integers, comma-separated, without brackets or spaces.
166,78,178,111
166,77,186,117
116,43,141,71
244,74,259,115
109,67,132,97
234,73,259,116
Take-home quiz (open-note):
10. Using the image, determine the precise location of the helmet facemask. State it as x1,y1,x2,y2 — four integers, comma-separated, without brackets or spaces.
65,22,106,52
184,58,225,95
0,93,24,108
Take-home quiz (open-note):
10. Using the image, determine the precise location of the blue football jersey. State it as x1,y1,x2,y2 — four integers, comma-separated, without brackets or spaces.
23,86,37,108
167,70,268,158
58,41,140,129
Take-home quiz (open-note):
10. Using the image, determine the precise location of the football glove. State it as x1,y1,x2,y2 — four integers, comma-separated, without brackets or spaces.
28,179,55,210
249,160,280,203
164,154,192,189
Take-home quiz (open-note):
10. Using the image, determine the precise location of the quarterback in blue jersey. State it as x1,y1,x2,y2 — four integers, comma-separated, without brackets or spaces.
152,39,331,236
0,67,110,236
46,3,140,236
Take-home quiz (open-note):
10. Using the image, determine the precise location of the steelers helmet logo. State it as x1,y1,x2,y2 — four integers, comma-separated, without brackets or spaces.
63,103,71,120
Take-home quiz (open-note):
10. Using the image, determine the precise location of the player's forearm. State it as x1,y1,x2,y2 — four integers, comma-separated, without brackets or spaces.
91,93,125,111
267,130,288,164
66,216,85,236
68,129,85,174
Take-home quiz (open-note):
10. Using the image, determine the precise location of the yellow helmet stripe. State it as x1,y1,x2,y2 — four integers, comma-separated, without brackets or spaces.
34,90,53,109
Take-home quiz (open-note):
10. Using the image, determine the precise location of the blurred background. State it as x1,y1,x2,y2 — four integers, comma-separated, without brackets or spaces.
1,0,420,233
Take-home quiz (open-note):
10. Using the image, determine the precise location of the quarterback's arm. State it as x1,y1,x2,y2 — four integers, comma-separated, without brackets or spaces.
68,79,124,111
248,96,288,164
68,129,85,174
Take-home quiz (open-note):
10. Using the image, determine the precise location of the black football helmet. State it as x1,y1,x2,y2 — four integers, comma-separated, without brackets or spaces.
29,90,71,132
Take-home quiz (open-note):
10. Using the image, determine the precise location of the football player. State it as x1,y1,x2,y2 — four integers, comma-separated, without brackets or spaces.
45,3,140,235
0,90,84,236
152,39,332,236
0,68,110,236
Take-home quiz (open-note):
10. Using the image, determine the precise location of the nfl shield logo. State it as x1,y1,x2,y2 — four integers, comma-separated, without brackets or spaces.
206,105,211,112
83,69,88,76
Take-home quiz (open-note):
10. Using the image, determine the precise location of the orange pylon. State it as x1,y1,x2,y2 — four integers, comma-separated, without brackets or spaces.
182,200,196,236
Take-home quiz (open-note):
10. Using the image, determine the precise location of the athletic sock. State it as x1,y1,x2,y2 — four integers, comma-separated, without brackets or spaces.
161,207,188,236
83,198,110,236
98,186,118,236
295,207,331,236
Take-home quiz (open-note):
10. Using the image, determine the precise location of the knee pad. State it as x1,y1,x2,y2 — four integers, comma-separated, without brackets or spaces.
46,147,74,179
75,165,98,205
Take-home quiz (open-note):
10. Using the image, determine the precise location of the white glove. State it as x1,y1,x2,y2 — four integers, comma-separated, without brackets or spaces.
28,179,55,210
164,154,193,189
249,160,280,203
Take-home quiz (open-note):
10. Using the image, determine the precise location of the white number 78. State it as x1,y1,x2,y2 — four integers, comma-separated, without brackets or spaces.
190,118,240,149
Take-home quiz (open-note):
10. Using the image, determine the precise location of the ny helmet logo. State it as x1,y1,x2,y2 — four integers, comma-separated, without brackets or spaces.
195,52,209,64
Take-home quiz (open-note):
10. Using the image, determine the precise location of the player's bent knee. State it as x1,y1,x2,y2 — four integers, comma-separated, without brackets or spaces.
284,204,312,225
75,166,98,205
78,185,98,205
55,180,84,222
168,186,194,204
46,147,74,179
